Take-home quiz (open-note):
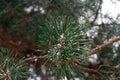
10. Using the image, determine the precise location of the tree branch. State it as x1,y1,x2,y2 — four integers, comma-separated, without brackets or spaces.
91,36,120,54
92,0,102,24
77,36,120,61
67,36,120,74
20,36,120,74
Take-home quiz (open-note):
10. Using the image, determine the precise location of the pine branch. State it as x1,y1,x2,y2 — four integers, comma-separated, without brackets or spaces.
25,36,120,66
77,36,120,61
91,36,120,54
66,36,120,74
24,36,120,75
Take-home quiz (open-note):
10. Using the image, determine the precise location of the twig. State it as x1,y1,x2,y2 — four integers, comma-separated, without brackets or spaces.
66,36,120,74
66,57,103,76
24,54,48,62
91,36,120,54
97,64,112,71
77,36,120,61
92,0,103,24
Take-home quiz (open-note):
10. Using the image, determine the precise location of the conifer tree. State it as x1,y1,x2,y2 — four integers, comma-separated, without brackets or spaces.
0,0,120,80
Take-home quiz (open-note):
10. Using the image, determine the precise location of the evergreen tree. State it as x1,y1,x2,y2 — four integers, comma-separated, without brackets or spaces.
0,0,120,80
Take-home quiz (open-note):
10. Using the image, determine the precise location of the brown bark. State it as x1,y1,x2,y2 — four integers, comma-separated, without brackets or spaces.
91,36,120,54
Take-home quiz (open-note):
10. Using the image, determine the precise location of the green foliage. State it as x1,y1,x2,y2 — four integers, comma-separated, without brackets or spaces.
113,44,120,65
0,0,120,80
0,47,29,80
35,15,91,79
48,61,86,80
